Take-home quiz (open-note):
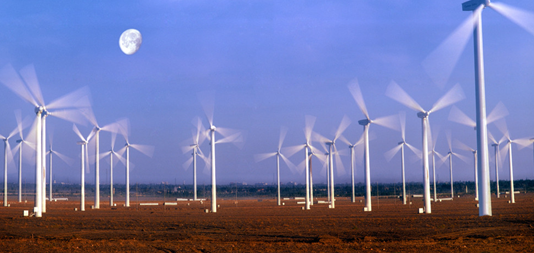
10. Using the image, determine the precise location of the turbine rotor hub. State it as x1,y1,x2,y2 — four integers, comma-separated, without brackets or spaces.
358,119,371,126
417,111,429,119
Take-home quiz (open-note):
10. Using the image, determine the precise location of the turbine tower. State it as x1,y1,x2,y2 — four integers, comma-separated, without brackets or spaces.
47,138,73,202
100,131,125,207
1,124,18,207
73,124,91,211
348,79,399,212
182,117,208,201
455,139,480,200
444,131,469,199
385,111,421,205
386,81,465,214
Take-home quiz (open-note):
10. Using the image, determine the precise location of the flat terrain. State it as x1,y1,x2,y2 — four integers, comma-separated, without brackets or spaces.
0,193,533,252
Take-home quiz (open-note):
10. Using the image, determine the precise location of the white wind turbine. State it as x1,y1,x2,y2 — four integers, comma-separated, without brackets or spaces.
444,131,470,199
448,102,509,200
348,133,365,203
423,0,534,217
182,117,208,201
73,124,91,211
349,79,399,212
0,64,90,217
282,115,318,210
81,108,120,209
386,81,465,214
312,116,351,209
385,111,422,205
1,123,19,207
100,131,126,207
254,127,298,206
454,139,480,200
494,119,531,204
198,92,244,213
488,131,504,198
117,119,155,208
429,125,444,202
13,112,34,203
46,131,73,202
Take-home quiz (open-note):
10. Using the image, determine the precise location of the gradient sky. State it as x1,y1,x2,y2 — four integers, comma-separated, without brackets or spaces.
0,1,533,186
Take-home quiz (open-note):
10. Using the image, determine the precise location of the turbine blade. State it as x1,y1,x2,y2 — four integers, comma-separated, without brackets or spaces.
384,144,402,162
399,111,406,141
80,108,98,128
183,156,193,171
304,115,316,142
430,83,465,113
116,118,130,143
51,109,88,125
72,124,86,142
448,105,476,128
453,152,470,164
0,64,38,107
46,86,92,110
487,130,497,144
490,2,534,37
454,139,474,152
278,126,288,151
385,80,424,112
515,138,533,150
486,102,509,124
282,145,304,158
197,91,215,127
334,115,351,141
312,131,330,144
130,144,155,158
181,145,195,155
53,150,74,166
422,10,478,88
254,152,276,163
280,154,298,175
347,78,369,119
406,143,422,160
111,131,117,149
446,130,452,151
337,135,351,146
112,151,126,166
372,114,399,131
19,64,45,106
494,119,510,140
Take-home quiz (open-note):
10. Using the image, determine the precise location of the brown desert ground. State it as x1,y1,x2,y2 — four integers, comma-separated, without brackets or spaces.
0,193,533,252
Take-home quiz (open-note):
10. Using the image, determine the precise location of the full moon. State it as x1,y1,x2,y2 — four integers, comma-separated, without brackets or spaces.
119,29,142,55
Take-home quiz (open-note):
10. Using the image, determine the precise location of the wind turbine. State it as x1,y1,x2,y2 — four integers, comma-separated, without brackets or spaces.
448,102,508,201
81,108,120,209
0,64,90,217
282,115,318,210
313,116,351,209
73,124,91,211
182,117,208,201
100,131,125,207
444,131,470,199
198,92,244,213
386,81,465,213
423,0,534,216
494,119,531,204
13,112,33,203
254,127,297,206
46,131,73,202
385,111,422,205
118,119,155,208
349,79,399,212
1,123,19,207
488,131,503,198
455,139,479,200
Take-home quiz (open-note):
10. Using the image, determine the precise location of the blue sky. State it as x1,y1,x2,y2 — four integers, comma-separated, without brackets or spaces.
0,1,533,186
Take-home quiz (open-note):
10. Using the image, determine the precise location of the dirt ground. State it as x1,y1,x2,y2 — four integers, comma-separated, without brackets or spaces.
0,193,533,252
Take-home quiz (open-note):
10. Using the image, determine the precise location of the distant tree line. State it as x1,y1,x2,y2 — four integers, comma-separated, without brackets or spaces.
5,179,534,200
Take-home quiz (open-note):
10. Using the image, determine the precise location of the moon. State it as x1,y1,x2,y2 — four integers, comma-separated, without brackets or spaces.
119,29,142,55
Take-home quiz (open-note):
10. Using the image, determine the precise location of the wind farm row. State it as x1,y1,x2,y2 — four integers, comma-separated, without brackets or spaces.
1,0,534,219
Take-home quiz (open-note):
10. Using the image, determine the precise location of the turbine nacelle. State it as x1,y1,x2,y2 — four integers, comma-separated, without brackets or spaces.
491,143,499,147
358,119,371,126
398,141,405,145
35,106,45,115
462,0,490,11
210,125,216,131
16,139,22,143
417,111,429,119
77,141,86,145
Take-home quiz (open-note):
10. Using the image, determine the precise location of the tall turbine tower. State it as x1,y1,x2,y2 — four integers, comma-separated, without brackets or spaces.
348,133,364,203
385,111,421,205
348,79,399,212
46,137,73,202
386,81,465,213
0,64,90,217
100,131,125,207
444,131,469,198
455,139,480,200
